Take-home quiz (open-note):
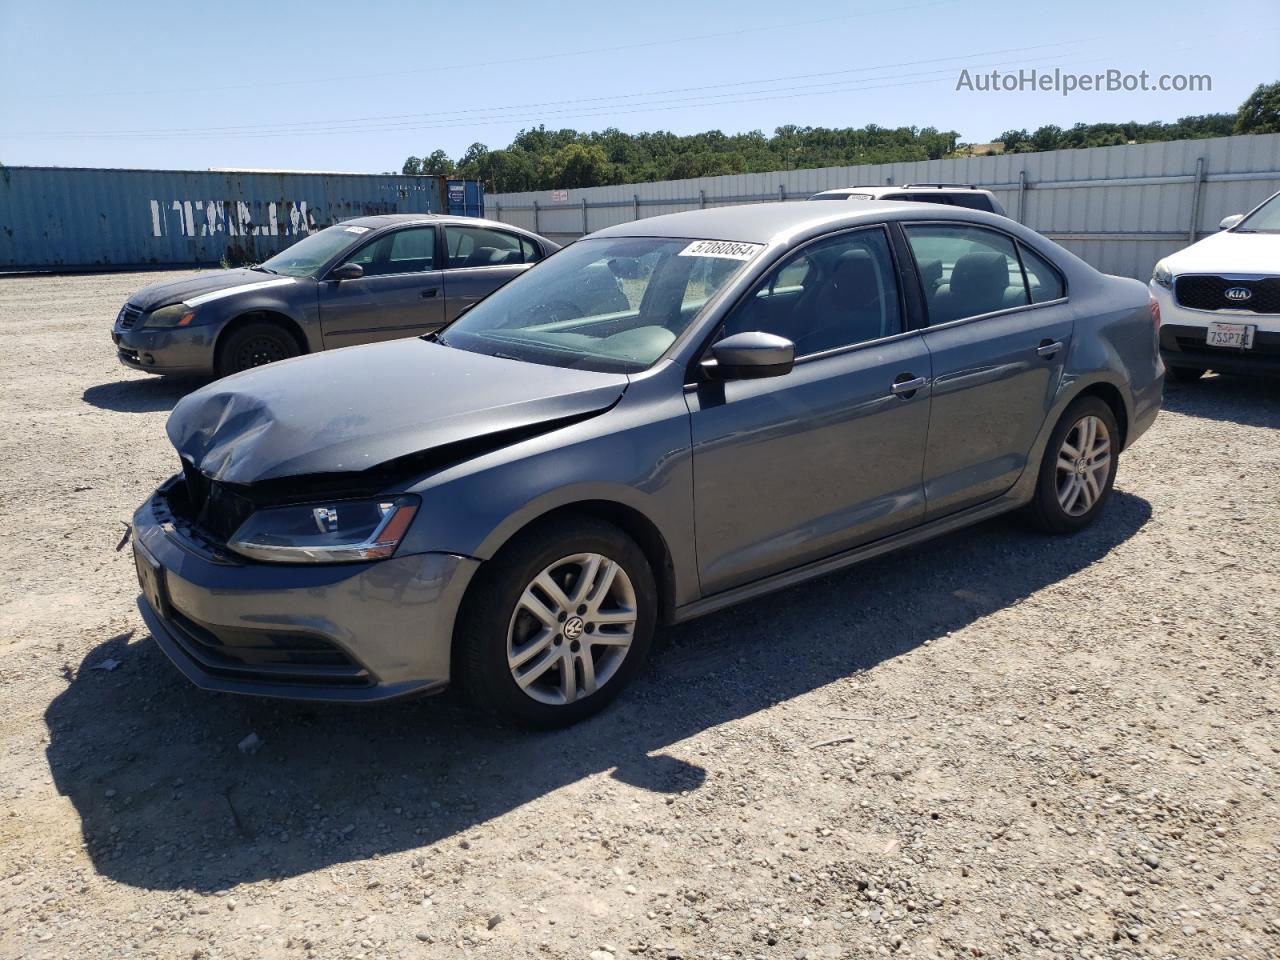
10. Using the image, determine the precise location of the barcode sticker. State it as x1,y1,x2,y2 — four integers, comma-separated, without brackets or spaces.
678,239,764,260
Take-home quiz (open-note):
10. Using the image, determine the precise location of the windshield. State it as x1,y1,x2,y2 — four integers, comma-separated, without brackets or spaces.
257,223,370,277
1236,193,1280,232
437,236,762,373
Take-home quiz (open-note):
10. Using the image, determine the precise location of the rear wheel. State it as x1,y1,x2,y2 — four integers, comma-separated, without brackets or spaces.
216,321,300,378
456,516,656,727
1166,365,1206,384
1024,396,1119,534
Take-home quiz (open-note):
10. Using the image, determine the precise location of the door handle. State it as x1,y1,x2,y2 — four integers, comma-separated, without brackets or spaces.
1036,339,1063,358
891,375,928,397
421,288,438,298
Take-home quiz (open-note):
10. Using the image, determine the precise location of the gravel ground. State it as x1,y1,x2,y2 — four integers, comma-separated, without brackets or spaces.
1,270,1278,960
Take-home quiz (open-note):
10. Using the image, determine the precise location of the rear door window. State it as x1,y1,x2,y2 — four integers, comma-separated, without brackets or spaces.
903,224,1029,324
444,226,528,268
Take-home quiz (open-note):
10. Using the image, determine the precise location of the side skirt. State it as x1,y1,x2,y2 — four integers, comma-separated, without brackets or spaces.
671,494,1024,624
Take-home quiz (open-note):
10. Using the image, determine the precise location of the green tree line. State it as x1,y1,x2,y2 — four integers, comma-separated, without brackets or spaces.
401,81,1280,190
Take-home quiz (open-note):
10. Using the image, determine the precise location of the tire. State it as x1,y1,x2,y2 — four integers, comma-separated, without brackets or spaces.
1024,395,1120,535
1166,365,1206,384
215,321,300,378
455,515,657,727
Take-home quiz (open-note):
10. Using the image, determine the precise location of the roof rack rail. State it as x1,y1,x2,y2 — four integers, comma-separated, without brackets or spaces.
902,182,979,190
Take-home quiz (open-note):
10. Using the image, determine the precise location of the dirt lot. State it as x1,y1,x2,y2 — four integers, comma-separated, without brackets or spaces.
0,270,1277,960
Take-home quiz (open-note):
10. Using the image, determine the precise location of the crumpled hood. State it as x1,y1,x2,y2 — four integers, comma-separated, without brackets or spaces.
1165,229,1280,276
167,339,629,485
127,269,293,311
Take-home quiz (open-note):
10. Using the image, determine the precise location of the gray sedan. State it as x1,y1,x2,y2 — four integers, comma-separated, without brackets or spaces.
131,201,1163,726
110,214,556,378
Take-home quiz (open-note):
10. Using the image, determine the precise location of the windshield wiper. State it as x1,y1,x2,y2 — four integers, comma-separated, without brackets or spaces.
251,265,278,274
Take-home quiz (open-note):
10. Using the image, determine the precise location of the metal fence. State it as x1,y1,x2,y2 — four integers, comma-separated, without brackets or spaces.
483,133,1280,281
0,167,484,271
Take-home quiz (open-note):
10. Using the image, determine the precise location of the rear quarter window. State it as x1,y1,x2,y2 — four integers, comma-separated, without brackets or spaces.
948,193,996,212
1019,244,1066,302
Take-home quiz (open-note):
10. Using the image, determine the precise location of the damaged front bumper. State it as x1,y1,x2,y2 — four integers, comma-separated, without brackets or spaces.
131,479,479,702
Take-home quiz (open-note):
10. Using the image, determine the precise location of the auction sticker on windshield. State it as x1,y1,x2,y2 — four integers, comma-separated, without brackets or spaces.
678,240,764,260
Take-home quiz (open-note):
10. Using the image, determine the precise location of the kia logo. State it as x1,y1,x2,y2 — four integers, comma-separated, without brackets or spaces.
1224,286,1253,302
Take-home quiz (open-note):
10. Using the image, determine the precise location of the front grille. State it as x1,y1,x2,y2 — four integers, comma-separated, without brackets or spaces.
165,606,371,687
1175,275,1280,314
118,304,143,329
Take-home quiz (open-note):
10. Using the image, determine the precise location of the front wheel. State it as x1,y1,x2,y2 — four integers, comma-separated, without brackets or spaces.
455,516,656,727
216,322,300,378
1024,396,1120,534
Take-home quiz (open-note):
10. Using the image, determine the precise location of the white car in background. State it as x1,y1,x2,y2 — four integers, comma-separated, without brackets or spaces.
808,183,1007,216
1151,190,1280,382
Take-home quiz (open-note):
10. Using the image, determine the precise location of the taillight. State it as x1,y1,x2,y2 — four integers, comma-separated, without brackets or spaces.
1149,296,1162,329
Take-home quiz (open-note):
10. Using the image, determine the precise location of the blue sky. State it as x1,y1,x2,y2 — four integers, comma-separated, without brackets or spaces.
1,0,1276,173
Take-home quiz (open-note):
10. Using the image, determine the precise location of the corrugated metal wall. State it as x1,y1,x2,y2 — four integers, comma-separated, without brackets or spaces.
484,133,1280,281
0,167,482,270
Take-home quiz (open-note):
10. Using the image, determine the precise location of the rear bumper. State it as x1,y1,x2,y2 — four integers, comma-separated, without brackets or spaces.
132,484,479,702
112,321,218,375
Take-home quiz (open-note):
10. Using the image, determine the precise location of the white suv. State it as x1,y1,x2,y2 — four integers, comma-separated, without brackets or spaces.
1150,190,1280,382
808,183,1007,216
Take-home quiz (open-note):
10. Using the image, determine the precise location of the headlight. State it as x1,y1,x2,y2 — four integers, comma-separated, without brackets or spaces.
144,303,196,328
227,495,419,563
1152,261,1174,288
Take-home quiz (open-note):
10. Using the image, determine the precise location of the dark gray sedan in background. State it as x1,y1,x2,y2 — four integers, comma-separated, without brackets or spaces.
131,201,1163,726
111,214,555,378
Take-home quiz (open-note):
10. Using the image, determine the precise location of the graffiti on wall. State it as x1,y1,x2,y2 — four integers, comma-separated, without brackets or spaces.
149,200,319,238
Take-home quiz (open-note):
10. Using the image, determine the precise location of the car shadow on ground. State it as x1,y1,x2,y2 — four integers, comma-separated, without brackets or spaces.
1162,373,1278,428
81,376,208,414
45,491,1152,893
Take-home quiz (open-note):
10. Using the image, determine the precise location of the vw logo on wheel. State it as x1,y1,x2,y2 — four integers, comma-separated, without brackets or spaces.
1224,286,1253,302
563,616,585,640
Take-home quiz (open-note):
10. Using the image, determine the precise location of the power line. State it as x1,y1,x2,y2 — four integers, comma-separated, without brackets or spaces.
11,39,1093,139
19,0,957,102
11,43,1112,142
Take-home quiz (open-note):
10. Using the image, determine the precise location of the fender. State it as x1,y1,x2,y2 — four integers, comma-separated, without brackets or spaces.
398,364,704,608
203,280,322,354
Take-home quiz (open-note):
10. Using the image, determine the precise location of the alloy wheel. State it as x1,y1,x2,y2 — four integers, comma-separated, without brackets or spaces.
506,553,637,706
1055,414,1111,516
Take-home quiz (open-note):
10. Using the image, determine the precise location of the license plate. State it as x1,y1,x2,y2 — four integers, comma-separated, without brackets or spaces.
1205,321,1256,350
134,541,170,618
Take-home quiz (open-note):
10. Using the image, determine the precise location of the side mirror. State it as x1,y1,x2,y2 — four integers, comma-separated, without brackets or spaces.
702,332,795,381
330,262,364,281
1219,213,1244,231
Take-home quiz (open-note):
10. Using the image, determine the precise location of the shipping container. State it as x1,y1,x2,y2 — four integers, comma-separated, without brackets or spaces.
445,178,485,217
0,166,486,271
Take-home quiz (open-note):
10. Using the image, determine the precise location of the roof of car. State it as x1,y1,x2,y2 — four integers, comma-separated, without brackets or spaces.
590,200,975,244
339,213,526,230
811,185,995,197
